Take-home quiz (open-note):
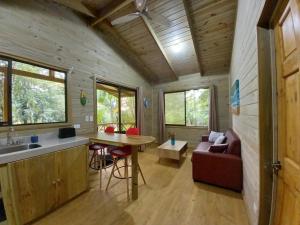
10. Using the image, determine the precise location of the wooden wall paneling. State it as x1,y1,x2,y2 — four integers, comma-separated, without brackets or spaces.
147,0,200,77
182,0,203,75
90,0,134,26
141,17,178,80
230,0,267,224
96,20,157,83
52,0,95,17
109,5,176,83
0,0,153,136
152,74,229,147
188,0,237,75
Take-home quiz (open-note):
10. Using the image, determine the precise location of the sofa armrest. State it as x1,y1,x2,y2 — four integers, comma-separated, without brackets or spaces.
201,135,209,142
209,144,228,153
192,151,242,191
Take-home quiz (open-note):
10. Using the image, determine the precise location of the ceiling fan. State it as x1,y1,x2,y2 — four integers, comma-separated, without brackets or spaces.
111,0,172,27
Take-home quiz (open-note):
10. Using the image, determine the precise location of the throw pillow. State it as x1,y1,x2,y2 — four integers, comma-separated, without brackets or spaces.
208,131,224,143
209,143,229,153
214,135,226,145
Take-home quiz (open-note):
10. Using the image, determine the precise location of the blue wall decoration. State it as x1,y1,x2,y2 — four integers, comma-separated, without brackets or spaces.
230,80,240,115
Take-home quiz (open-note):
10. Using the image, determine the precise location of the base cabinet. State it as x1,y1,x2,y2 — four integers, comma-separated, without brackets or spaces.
0,145,88,225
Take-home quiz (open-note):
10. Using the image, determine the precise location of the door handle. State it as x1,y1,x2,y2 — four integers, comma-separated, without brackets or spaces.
272,161,282,175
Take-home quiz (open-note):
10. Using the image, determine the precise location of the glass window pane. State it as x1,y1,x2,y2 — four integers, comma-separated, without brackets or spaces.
0,60,8,123
54,71,65,80
165,92,185,125
121,89,136,132
186,89,209,127
11,75,66,125
97,84,119,132
12,61,49,76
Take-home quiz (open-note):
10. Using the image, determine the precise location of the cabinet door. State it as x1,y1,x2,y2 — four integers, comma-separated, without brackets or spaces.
8,153,57,225
56,145,88,205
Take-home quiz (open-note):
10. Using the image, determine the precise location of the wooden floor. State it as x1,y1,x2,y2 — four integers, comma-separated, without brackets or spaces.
33,147,249,225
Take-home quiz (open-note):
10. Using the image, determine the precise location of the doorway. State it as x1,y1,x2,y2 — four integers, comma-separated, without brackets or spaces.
258,0,300,224
96,82,137,133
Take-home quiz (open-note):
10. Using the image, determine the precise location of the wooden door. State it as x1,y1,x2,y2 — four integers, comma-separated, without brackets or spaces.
56,145,88,205
8,153,57,224
274,0,300,224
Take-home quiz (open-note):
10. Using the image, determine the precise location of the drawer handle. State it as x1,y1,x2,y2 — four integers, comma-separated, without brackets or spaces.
52,181,56,185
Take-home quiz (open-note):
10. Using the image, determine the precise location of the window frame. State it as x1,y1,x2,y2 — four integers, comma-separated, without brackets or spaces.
0,55,68,127
96,81,137,133
164,88,210,128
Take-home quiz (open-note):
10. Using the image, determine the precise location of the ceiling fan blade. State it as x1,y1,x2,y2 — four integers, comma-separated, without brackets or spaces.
143,11,172,27
111,12,140,26
135,0,147,12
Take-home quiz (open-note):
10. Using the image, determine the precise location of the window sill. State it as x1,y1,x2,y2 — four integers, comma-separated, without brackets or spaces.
0,122,73,132
165,125,208,130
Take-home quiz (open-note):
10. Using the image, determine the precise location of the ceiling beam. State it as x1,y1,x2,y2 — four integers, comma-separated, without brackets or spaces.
90,0,134,27
51,0,96,17
97,20,157,83
141,17,178,80
182,0,204,75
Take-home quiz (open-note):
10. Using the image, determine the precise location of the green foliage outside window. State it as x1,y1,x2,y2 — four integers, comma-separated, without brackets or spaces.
97,85,136,132
0,57,67,126
165,88,209,127
12,75,65,124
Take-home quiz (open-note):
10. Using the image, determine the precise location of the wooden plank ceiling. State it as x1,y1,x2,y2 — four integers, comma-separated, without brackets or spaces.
52,0,237,83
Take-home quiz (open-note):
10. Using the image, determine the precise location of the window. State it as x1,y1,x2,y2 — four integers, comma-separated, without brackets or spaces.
164,88,209,127
96,82,136,133
0,56,67,126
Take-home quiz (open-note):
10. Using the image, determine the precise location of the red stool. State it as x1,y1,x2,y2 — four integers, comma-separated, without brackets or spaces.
105,127,146,200
89,126,115,170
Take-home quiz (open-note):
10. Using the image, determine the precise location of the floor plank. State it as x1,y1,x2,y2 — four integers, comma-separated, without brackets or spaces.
33,147,249,225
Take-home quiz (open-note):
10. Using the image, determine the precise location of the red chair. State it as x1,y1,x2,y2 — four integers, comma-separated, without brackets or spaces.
126,127,139,135
89,126,115,170
106,127,146,201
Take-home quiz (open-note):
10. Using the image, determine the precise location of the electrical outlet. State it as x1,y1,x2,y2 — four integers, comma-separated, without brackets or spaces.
89,115,93,122
73,124,80,129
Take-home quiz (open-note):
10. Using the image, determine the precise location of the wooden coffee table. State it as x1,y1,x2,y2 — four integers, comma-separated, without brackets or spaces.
158,140,188,166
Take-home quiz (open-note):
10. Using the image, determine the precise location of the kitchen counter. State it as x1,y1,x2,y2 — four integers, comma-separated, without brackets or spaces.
0,136,89,164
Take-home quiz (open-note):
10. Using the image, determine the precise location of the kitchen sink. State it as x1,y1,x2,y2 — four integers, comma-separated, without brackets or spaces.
0,143,42,154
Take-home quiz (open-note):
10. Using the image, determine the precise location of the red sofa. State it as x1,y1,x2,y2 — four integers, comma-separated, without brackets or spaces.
191,129,243,192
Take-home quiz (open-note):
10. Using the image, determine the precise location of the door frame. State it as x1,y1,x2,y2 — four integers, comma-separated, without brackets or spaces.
93,78,137,133
257,1,289,225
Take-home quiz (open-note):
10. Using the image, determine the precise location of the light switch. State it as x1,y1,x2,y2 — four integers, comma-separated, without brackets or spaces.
85,115,89,122
89,115,93,122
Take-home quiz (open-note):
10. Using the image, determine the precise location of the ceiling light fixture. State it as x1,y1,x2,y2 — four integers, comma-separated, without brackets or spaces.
171,43,184,53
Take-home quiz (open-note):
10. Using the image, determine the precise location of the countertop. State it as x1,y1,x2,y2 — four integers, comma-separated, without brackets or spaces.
0,136,89,164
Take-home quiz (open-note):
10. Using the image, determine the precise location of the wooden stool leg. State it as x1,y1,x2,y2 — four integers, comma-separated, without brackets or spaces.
125,158,130,201
106,158,117,191
89,150,96,169
115,160,122,177
138,163,146,184
103,148,107,170
99,149,103,189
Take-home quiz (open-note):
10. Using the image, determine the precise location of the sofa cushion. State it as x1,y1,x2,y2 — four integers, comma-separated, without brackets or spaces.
209,144,229,153
214,135,226,144
208,131,224,142
196,142,213,152
225,129,241,157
